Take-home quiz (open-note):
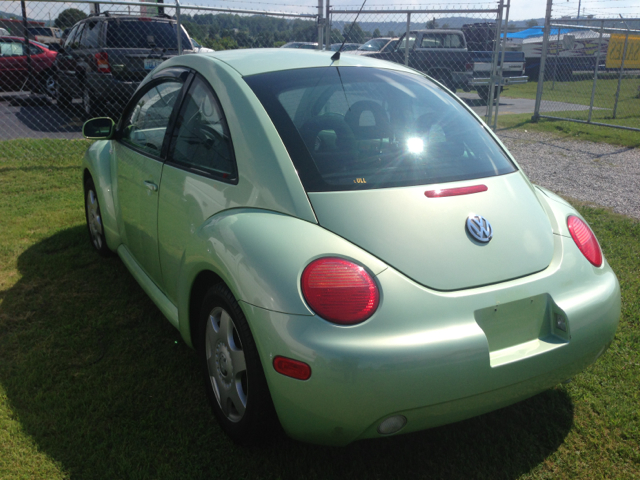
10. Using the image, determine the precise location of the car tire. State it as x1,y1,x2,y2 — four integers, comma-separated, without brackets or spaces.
56,75,72,109
84,177,111,257
198,283,277,445
477,86,502,104
82,84,103,118
41,70,56,98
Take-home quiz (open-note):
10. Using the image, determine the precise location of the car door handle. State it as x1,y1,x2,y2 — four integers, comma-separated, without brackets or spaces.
144,181,158,192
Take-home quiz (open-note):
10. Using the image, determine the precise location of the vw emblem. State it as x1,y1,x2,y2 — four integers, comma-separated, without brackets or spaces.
466,214,493,243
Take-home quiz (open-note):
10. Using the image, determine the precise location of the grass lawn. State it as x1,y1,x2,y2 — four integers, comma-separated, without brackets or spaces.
499,74,640,144
1,139,639,479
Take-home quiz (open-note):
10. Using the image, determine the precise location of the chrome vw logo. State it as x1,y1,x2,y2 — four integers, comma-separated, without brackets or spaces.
466,214,493,243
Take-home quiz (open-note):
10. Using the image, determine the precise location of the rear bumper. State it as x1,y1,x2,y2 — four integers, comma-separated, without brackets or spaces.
242,233,620,446
88,74,140,104
469,75,529,87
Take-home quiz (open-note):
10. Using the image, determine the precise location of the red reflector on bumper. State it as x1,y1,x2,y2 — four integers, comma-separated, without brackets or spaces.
273,356,311,380
425,185,488,198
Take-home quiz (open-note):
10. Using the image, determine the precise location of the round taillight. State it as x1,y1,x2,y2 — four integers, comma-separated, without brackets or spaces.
567,215,602,267
301,257,380,325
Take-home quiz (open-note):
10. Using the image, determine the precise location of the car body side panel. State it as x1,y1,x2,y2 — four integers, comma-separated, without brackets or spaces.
82,140,121,251
175,209,389,347
113,142,164,285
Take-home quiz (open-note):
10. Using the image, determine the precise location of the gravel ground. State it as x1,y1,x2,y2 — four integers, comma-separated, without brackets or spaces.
497,130,640,220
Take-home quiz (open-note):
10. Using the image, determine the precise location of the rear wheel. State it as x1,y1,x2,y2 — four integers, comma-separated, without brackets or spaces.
84,178,111,257
198,283,277,445
41,70,56,98
82,84,103,118
56,75,72,109
477,86,502,103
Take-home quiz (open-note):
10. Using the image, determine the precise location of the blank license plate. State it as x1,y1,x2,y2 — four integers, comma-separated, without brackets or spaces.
144,58,162,70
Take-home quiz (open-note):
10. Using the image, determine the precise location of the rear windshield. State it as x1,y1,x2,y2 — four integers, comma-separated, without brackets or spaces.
245,67,516,192
358,38,389,51
28,27,53,36
106,20,190,49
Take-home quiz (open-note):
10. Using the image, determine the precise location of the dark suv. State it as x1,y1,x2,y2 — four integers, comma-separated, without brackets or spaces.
55,13,193,117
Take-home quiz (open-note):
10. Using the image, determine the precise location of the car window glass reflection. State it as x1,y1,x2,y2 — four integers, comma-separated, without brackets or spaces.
121,81,182,156
0,42,24,56
247,67,516,192
169,76,235,181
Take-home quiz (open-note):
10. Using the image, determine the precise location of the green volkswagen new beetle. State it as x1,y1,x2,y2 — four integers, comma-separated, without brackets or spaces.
81,49,620,446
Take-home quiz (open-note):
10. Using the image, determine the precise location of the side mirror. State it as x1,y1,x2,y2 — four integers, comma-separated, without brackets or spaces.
83,117,115,140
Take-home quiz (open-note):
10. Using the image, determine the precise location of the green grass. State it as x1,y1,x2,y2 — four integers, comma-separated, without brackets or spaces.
498,74,640,145
1,139,639,479
496,113,640,148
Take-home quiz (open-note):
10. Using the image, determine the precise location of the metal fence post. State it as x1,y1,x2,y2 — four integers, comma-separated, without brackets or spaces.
613,19,630,119
404,13,411,66
551,27,560,90
587,21,604,123
492,0,509,130
317,0,323,50
325,0,331,49
486,0,504,126
21,0,32,92
532,0,554,122
175,0,182,54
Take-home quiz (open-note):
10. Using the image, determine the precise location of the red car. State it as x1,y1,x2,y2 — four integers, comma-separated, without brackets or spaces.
0,36,57,96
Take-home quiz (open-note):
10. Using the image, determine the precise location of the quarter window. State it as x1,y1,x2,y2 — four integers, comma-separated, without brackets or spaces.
168,75,236,181
64,24,79,49
120,80,183,157
80,21,100,48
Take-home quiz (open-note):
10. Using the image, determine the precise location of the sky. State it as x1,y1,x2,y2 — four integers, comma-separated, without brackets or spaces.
6,0,640,25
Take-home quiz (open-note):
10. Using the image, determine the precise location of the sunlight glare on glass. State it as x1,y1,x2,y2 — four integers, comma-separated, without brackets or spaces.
406,137,424,154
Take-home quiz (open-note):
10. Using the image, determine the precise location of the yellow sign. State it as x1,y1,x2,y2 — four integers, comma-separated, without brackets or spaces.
605,34,640,69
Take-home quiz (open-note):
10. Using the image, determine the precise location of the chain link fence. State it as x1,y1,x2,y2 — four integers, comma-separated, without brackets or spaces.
531,2,640,132
328,2,516,127
0,0,318,140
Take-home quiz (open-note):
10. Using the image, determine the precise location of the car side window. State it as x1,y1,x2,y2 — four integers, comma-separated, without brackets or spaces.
120,80,183,157
68,23,85,49
80,21,100,48
0,41,24,56
168,75,236,182
395,33,416,53
64,24,79,49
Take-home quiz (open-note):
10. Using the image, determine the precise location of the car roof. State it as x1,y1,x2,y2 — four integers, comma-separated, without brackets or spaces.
200,48,417,77
0,35,44,45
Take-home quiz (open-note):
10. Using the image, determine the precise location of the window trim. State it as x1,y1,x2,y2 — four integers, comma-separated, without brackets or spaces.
116,71,192,162
164,72,239,185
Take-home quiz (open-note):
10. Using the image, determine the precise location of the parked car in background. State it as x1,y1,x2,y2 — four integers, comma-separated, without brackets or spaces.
353,37,398,55
0,36,57,96
330,42,361,51
55,13,194,117
366,29,472,92
190,38,214,53
280,41,318,49
27,26,63,45
467,50,528,102
81,48,619,447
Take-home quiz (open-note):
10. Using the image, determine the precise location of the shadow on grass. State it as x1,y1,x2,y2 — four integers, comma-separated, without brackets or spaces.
0,226,574,479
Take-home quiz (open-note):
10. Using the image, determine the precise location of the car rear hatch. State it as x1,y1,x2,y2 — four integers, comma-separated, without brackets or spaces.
243,66,554,291
104,19,189,81
308,172,554,291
